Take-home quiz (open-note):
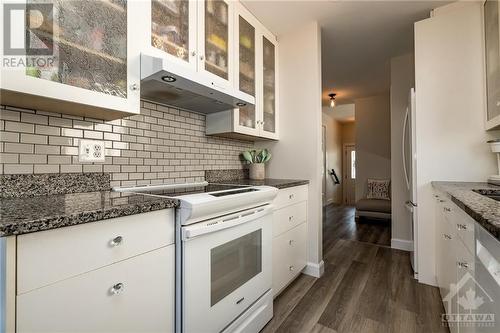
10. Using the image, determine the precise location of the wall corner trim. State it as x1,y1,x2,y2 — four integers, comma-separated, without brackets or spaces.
302,260,325,278
391,238,413,252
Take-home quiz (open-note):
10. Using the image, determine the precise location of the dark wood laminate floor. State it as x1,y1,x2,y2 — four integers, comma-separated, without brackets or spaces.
262,205,448,333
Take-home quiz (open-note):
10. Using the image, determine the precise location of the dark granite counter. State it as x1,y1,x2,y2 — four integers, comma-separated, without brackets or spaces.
432,182,500,240
211,178,309,190
0,191,178,237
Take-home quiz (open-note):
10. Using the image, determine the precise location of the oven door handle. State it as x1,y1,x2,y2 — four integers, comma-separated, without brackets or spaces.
182,205,273,240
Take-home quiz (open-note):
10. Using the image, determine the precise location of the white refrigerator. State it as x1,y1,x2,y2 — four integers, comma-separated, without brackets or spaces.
403,88,418,278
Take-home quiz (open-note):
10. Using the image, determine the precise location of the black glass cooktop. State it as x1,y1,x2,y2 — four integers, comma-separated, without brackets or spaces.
128,184,255,197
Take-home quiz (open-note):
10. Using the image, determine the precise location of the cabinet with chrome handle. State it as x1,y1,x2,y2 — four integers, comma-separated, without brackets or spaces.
109,282,125,296
110,235,124,247
16,245,174,333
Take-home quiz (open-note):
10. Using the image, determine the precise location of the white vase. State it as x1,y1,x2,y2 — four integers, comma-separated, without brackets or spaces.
249,163,265,180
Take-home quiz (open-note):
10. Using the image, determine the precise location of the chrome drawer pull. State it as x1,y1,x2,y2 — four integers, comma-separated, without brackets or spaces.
457,224,467,230
110,236,123,247
289,240,295,246
444,207,451,212
457,262,469,269
109,282,125,296
289,215,294,222
289,265,295,271
289,194,294,200
236,297,245,305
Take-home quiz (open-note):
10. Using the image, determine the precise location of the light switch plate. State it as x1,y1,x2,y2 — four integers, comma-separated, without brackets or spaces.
78,140,105,163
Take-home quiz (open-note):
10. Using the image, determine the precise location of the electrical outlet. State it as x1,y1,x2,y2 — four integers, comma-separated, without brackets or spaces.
78,140,105,163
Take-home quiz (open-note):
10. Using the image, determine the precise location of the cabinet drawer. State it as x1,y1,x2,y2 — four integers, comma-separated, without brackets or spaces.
273,201,307,237
17,245,174,333
273,185,308,210
18,209,174,294
272,223,307,296
455,235,475,275
443,203,475,254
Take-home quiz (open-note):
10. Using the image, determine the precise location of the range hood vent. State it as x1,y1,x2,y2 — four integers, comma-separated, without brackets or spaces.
140,54,254,114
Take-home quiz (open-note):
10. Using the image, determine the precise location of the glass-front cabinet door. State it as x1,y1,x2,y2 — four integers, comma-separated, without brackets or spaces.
198,0,233,87
484,0,500,129
260,32,278,139
0,0,141,117
150,0,198,70
233,6,259,136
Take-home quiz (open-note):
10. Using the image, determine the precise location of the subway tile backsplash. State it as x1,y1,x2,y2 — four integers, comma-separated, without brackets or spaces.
0,102,253,188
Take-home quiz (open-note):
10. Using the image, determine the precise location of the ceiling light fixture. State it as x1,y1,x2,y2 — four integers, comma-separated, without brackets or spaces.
328,93,337,108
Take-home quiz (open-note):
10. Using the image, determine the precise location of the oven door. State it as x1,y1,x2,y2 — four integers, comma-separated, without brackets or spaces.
182,205,272,333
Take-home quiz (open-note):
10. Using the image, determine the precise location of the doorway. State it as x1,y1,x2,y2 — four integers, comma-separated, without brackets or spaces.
343,144,356,205
322,125,327,206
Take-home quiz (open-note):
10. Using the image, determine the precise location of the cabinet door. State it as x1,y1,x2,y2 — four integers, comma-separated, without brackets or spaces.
484,0,500,128
17,246,174,333
272,223,307,297
0,0,140,115
259,31,279,140
198,0,234,87
233,4,260,137
456,241,476,333
435,195,447,293
149,0,198,71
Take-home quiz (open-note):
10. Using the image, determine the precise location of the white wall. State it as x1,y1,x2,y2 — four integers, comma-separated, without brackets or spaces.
390,54,415,244
354,94,392,202
322,111,343,205
327,104,355,123
341,122,356,144
415,1,500,286
259,21,324,276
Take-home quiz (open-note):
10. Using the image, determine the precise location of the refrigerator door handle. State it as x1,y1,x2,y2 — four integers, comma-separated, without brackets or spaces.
402,107,410,190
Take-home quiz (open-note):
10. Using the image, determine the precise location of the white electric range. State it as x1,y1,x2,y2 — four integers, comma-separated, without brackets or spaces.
117,182,278,333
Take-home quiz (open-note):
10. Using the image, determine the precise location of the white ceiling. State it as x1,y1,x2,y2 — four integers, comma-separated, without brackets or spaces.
242,0,451,105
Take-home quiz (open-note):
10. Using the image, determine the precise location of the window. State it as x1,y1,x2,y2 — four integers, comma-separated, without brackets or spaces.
351,150,356,179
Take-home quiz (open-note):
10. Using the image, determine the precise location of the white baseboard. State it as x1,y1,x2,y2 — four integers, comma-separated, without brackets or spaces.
391,238,413,252
302,260,325,278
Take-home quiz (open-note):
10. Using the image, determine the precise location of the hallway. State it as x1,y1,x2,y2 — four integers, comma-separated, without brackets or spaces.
262,205,448,333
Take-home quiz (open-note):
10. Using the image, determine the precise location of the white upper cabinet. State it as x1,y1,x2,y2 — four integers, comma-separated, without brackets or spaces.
150,0,198,71
198,0,234,89
206,2,279,141
0,0,141,120
232,2,260,137
483,0,500,130
260,31,279,140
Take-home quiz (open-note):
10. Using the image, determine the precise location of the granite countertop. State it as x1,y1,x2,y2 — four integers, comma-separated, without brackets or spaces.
0,172,308,237
0,191,178,237
432,182,500,240
211,178,310,189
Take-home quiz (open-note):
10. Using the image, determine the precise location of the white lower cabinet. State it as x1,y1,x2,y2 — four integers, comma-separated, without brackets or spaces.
273,223,307,296
272,185,308,297
17,245,174,333
434,190,478,333
14,209,175,333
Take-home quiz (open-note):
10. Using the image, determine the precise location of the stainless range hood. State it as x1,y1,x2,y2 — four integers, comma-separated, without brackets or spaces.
140,54,254,114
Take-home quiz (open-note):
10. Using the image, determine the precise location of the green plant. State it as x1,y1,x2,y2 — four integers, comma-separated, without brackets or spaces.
242,149,272,164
